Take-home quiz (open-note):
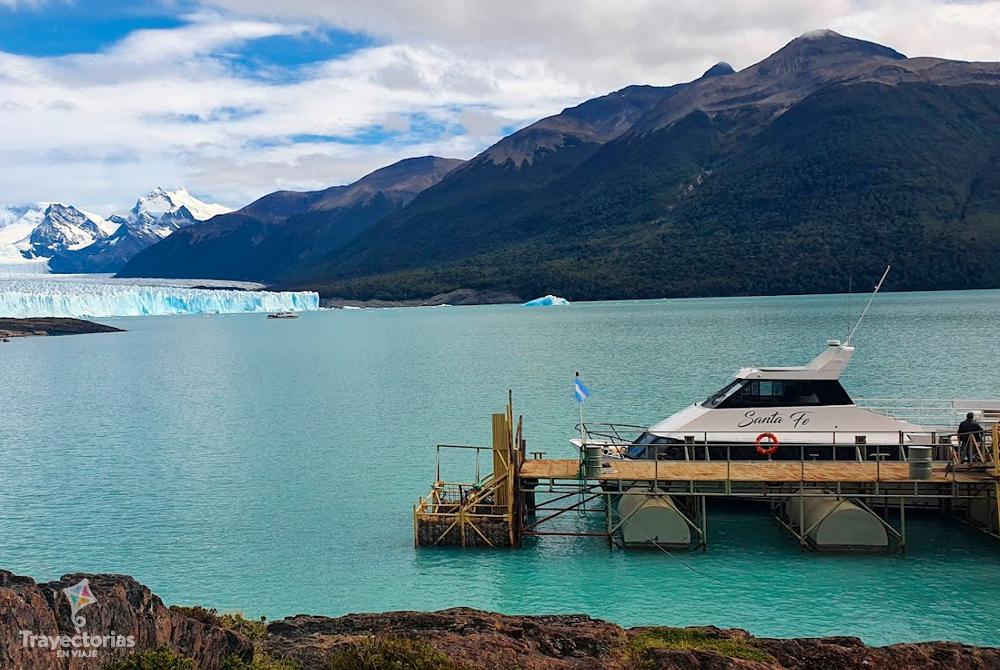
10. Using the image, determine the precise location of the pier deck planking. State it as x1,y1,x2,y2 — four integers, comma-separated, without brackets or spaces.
519,459,997,485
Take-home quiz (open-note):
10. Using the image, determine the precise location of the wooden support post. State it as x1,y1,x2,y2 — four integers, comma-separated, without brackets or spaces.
492,412,510,508
993,424,1000,468
899,497,906,554
605,491,613,550
700,496,708,551
994,482,1000,543
798,486,805,551
993,425,1000,543
971,434,987,465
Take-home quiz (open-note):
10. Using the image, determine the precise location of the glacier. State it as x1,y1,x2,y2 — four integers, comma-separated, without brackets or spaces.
0,275,318,318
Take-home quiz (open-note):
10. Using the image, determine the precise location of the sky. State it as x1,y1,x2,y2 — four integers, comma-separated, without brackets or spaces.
1,0,999,214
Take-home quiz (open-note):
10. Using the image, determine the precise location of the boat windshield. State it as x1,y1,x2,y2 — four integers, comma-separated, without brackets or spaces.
627,432,674,459
703,378,854,409
703,379,743,408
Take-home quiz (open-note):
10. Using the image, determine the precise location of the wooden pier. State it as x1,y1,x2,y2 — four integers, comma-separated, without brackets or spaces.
414,398,1000,552
520,459,993,485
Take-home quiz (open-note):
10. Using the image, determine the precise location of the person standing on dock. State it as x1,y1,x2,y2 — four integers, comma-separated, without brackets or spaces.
957,412,984,463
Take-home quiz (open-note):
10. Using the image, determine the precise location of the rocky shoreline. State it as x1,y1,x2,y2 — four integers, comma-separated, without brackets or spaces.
0,318,124,339
2,571,998,670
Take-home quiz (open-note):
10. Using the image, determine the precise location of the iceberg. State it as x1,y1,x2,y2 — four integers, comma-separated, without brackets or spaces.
522,294,570,307
0,275,319,318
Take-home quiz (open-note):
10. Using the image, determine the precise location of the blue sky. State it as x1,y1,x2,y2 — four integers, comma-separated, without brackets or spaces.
0,1,184,56
0,0,997,213
0,1,377,79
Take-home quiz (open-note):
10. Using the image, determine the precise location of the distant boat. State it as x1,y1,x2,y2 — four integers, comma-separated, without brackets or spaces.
267,311,298,319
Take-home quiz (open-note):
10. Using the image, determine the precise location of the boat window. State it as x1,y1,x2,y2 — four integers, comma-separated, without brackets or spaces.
703,380,744,408
812,380,853,405
718,380,852,408
627,432,671,459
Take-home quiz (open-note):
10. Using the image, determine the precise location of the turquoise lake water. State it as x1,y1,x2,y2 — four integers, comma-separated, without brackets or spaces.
1,290,999,645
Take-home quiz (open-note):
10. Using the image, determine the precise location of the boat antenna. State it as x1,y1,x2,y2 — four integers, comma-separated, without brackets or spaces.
845,273,853,342
845,265,891,346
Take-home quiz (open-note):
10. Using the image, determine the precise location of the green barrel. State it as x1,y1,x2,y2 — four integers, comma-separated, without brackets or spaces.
584,444,604,478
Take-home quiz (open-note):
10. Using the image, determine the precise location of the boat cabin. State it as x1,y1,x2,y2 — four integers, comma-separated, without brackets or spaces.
625,340,927,460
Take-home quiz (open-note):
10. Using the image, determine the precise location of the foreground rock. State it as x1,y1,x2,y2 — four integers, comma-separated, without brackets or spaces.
265,608,1000,670
2,571,997,670
0,571,251,670
265,609,624,670
0,318,124,339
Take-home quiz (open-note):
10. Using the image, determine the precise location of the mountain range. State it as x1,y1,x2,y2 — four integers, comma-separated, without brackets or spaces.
118,157,462,282
110,31,1000,299
0,188,230,273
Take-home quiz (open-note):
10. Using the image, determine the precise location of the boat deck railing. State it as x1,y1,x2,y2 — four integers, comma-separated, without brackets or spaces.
578,423,997,463
857,397,1000,428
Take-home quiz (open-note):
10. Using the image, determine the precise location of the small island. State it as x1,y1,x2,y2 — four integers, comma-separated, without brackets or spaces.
0,317,124,339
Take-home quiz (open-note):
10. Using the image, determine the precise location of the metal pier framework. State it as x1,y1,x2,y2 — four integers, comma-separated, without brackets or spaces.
414,398,1000,552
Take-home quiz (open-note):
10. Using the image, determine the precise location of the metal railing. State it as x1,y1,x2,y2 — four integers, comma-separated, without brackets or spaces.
857,397,1000,428
576,423,995,465
414,426,522,548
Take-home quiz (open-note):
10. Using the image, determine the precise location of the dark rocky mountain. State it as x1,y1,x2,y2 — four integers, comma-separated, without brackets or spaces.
282,30,1000,301
117,156,463,281
304,83,689,279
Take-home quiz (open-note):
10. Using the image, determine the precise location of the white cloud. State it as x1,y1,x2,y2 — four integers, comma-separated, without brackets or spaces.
206,0,1000,83
0,1,998,212
0,12,585,211
188,133,486,197
0,0,49,8
837,1,1000,62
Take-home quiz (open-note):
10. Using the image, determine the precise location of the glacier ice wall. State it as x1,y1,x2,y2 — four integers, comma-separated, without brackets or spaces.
0,276,319,318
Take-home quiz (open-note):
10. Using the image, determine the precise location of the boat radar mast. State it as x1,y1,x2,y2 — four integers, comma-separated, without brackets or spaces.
845,265,890,347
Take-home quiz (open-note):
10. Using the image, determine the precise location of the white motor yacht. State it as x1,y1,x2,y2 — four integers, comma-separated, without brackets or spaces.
576,340,997,461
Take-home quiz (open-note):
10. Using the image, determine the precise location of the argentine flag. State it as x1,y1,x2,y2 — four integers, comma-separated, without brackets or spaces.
574,373,591,404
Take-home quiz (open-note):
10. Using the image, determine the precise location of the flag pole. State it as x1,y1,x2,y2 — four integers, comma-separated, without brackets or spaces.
574,372,589,511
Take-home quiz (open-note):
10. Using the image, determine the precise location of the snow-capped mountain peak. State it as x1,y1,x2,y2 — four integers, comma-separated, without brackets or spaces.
114,188,231,248
128,187,230,224
26,203,119,258
0,188,231,274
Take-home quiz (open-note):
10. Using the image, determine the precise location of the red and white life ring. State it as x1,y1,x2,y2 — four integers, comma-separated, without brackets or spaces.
755,432,779,457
